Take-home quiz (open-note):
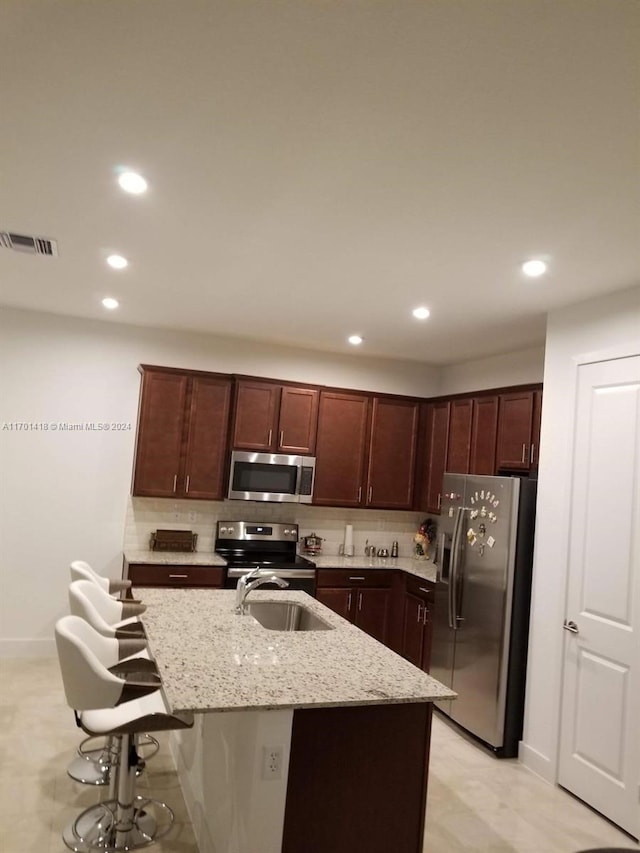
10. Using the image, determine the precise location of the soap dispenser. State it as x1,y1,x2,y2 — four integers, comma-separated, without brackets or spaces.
391,540,399,558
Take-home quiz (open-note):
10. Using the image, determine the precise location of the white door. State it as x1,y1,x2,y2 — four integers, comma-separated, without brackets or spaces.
558,355,640,837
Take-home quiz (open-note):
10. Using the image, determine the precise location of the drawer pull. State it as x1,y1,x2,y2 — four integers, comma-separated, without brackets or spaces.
419,587,430,594
169,573,189,579
349,576,366,581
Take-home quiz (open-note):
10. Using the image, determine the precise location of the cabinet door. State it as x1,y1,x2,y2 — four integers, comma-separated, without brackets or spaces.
232,381,279,451
421,599,433,673
354,588,390,644
313,392,370,507
446,399,473,474
469,395,499,475
132,371,188,497
417,401,450,513
366,398,418,509
315,588,353,621
278,387,319,454
530,389,543,468
402,592,426,668
183,376,232,500
496,391,534,469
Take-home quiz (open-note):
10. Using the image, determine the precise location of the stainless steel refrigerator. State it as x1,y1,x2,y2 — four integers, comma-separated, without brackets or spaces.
431,473,537,757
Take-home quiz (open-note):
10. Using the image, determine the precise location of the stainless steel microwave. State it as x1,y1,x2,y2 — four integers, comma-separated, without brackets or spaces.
227,451,316,503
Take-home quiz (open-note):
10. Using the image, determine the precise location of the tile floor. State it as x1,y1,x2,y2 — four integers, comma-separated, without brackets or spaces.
1,657,637,853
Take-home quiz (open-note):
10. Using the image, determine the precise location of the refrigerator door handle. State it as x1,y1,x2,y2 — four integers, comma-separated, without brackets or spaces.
449,506,465,631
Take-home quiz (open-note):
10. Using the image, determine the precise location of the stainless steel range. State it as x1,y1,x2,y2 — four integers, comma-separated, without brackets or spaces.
215,521,316,594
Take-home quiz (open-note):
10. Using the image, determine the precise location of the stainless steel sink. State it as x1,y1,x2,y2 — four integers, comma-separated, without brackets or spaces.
247,601,333,631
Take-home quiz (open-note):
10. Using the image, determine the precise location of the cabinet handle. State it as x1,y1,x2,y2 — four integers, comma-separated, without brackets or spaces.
172,474,177,493
279,430,284,447
347,592,352,611
423,607,429,625
419,587,430,594
368,485,372,503
417,604,423,622
521,443,527,463
268,429,273,446
185,475,190,494
169,574,188,579
349,576,366,581
530,443,536,464
437,493,442,509
357,486,362,503
358,592,363,611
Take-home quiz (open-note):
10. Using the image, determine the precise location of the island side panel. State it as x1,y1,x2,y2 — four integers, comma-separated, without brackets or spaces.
282,701,432,853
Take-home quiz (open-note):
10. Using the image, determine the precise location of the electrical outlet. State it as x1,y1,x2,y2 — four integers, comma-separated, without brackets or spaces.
188,511,198,523
261,745,283,780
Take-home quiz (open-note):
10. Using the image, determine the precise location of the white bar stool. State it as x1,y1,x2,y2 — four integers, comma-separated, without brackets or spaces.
70,560,132,596
67,581,159,785
55,615,193,853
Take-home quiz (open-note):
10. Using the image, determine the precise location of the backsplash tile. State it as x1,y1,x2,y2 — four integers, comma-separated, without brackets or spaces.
123,498,434,559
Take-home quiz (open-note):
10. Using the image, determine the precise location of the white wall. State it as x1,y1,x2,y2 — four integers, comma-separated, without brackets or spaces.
0,306,440,654
520,284,640,780
438,345,545,396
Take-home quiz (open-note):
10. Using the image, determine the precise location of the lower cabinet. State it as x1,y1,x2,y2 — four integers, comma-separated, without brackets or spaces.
315,569,393,644
126,563,224,588
401,575,434,672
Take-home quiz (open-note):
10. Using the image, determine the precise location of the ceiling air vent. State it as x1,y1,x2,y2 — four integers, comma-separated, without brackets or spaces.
0,231,58,256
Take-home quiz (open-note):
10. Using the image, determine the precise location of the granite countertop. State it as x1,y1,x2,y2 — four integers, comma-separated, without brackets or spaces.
124,549,438,582
311,555,438,583
138,588,455,714
125,550,227,566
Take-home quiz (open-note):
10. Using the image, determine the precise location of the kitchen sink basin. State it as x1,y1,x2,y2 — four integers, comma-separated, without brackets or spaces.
247,601,333,631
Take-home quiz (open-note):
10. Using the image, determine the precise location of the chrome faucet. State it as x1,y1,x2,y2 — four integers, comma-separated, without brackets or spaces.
235,568,289,615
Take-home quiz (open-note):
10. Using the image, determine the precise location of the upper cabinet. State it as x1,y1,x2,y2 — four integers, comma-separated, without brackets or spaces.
469,395,499,475
313,391,418,509
446,399,473,474
416,401,450,513
232,380,319,455
495,389,540,470
366,398,419,509
132,367,232,499
313,391,370,507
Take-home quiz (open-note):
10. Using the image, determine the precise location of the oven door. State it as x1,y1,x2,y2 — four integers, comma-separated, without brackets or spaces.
224,567,316,596
227,451,315,504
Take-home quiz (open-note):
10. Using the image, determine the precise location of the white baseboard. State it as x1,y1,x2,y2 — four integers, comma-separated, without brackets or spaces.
518,740,555,783
0,638,56,657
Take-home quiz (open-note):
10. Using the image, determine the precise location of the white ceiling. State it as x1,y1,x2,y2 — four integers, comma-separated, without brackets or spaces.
1,0,638,365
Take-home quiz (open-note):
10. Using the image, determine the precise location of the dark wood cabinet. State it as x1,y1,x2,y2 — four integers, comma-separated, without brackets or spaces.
496,390,536,470
366,398,419,509
401,576,434,672
416,401,450,513
132,367,232,500
126,563,224,588
316,569,393,644
313,391,370,506
446,398,473,474
314,392,418,509
231,380,319,454
530,389,542,468
469,395,499,475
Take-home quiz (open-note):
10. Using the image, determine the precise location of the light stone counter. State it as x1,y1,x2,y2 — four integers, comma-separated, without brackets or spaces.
125,550,226,566
138,587,455,714
312,554,438,583
125,549,437,581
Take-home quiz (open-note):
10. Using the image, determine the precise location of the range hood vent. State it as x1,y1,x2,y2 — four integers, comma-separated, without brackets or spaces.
0,231,58,256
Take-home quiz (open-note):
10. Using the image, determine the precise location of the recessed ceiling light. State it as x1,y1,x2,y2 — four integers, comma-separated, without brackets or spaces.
117,171,148,195
348,335,363,346
102,297,119,310
412,306,430,320
106,254,128,269
521,259,548,278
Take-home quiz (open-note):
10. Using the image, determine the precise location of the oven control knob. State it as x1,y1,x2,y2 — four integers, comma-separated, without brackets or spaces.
220,526,228,535
227,526,234,535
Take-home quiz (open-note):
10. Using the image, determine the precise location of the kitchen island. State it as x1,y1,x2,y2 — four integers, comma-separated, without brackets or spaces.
139,587,455,853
